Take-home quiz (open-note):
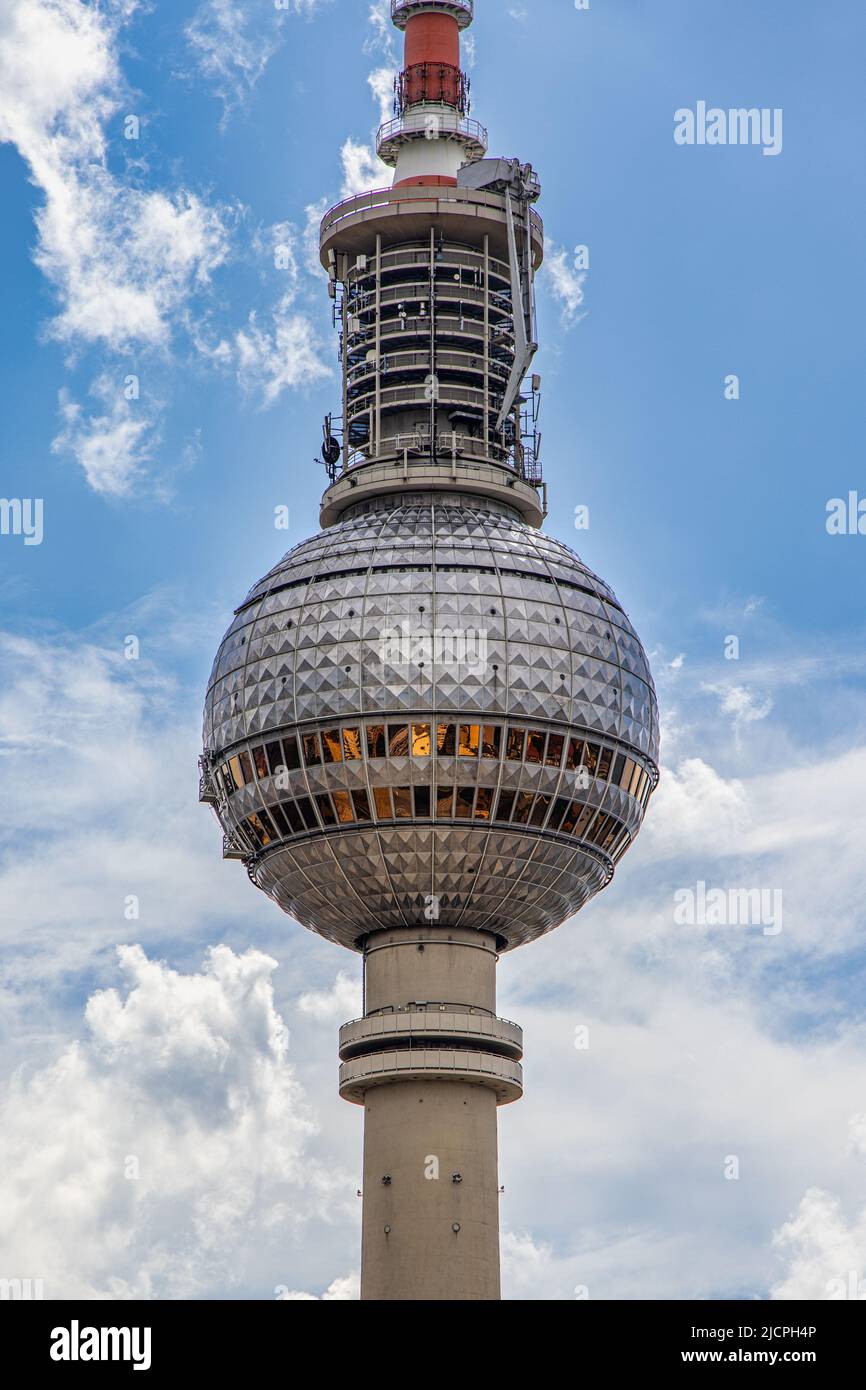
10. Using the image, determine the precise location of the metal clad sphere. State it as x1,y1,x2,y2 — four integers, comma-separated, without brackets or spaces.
203,495,658,952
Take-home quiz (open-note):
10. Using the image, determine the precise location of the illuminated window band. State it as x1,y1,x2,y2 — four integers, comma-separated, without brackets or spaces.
214,722,656,863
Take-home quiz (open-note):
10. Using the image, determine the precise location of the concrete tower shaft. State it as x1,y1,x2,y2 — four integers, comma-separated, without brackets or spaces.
339,927,521,1300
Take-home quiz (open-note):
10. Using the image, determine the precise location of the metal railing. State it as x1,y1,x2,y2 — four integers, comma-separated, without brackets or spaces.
392,0,473,25
320,184,544,249
377,111,487,161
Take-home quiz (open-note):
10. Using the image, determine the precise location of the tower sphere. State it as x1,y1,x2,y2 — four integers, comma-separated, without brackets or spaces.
203,492,658,953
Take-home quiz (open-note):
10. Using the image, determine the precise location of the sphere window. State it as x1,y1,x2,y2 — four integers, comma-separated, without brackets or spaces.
481,726,501,759
455,787,475,818
437,785,454,816
506,728,526,761
368,726,387,759
513,792,534,824
343,728,363,761
331,791,355,823
393,787,413,818
459,725,480,757
412,724,432,757
546,734,565,768
437,724,457,756
526,732,546,765
302,733,322,767
388,725,410,757
296,796,318,830
322,730,343,764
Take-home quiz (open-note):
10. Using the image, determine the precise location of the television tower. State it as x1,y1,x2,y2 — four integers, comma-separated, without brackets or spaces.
201,0,658,1301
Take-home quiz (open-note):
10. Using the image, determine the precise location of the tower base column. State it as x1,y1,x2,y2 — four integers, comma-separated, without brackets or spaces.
338,927,523,1302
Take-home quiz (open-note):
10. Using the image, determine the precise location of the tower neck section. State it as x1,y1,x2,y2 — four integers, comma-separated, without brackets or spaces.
317,1,544,527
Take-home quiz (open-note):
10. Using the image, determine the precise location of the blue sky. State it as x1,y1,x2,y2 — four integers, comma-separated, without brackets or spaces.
0,0,865,1301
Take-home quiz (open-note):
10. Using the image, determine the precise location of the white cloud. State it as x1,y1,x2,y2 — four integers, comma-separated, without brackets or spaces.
703,682,774,729
645,757,750,858
298,971,362,1024
185,0,323,124
52,373,159,497
544,244,587,327
340,136,390,198
849,1115,866,1160
771,1188,866,1300
364,1,395,58
303,199,328,278
234,291,331,406
0,942,340,1299
0,0,232,353
368,64,396,125
278,1272,359,1300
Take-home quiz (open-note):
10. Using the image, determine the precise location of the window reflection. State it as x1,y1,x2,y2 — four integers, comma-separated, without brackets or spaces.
412,724,431,757
567,738,583,771
388,725,410,757
482,727,501,759
315,794,337,826
475,787,493,820
322,730,343,764
393,786,413,818
331,790,354,823
268,804,291,837
494,790,516,822
513,792,534,824
546,734,565,768
458,725,480,757
296,796,318,830
343,728,363,761
302,733,322,766
437,785,454,817
506,728,526,761
283,736,300,771
598,748,613,781
437,724,456,756
526,732,545,765
367,725,386,759
373,787,393,818
455,787,475,818
253,746,268,780
413,786,431,817
353,789,372,821
529,794,550,827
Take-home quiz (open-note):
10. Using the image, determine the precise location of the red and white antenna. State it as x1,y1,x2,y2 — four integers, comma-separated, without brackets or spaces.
378,1,487,187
